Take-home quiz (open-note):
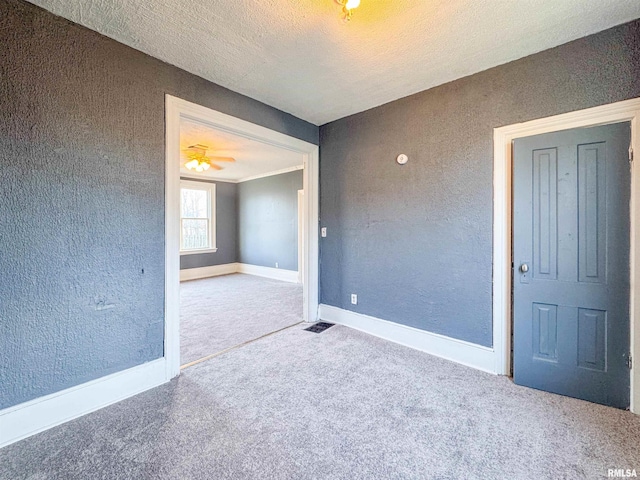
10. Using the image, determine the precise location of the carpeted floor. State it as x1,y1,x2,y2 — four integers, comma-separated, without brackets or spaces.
1,324,639,479
180,273,303,365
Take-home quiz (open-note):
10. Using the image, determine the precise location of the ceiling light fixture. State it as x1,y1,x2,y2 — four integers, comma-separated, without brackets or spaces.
185,144,212,173
183,144,236,173
185,157,210,173
337,0,361,21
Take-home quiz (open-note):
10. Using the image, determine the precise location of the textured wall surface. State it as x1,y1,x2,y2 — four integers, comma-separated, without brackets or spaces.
320,20,640,347
180,179,238,270
238,171,303,271
0,0,317,409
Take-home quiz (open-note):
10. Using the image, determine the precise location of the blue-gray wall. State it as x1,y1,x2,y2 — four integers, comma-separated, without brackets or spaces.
238,170,303,271
0,0,318,409
179,179,238,270
319,19,640,347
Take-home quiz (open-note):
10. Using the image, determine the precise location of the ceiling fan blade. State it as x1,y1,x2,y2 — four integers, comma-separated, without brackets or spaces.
207,156,235,163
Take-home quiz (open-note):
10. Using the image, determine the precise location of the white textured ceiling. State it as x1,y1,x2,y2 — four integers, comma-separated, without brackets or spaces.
28,0,640,125
180,119,303,181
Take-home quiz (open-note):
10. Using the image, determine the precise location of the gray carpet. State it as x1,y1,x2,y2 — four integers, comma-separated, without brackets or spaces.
180,273,302,365
2,324,640,479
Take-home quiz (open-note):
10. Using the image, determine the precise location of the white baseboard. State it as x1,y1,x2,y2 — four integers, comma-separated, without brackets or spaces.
180,263,299,283
0,358,168,449
318,304,497,374
236,263,299,283
180,263,238,281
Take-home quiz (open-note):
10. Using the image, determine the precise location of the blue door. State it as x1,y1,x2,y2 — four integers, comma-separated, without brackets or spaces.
513,122,631,409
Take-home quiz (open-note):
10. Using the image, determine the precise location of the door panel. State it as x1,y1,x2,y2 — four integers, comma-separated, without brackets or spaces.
532,149,558,280
532,303,558,362
513,122,631,409
577,142,607,284
577,308,606,371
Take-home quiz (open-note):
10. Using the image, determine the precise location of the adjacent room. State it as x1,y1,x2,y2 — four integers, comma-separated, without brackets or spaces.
178,119,305,366
2,0,640,478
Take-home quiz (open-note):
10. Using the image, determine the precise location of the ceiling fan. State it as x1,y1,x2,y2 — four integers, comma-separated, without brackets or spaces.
183,144,235,172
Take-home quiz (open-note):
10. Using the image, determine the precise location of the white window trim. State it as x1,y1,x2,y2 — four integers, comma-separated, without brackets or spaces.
179,179,217,255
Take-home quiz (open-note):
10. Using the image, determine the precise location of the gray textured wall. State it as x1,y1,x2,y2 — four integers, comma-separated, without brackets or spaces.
0,0,317,409
319,19,640,347
238,170,303,271
179,179,238,270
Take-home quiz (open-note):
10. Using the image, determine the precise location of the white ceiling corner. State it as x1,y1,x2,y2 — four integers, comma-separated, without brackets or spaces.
27,0,640,126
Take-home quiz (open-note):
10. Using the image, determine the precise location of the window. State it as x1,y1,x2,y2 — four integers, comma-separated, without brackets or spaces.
180,180,216,254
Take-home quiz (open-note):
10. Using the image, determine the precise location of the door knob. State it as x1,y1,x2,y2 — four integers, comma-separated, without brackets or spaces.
520,263,529,273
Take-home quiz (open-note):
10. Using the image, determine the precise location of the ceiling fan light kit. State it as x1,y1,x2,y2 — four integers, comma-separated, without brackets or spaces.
184,158,211,172
183,144,235,173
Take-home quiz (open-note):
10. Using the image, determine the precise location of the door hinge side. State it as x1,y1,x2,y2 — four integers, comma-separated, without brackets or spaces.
626,354,633,370
630,147,634,163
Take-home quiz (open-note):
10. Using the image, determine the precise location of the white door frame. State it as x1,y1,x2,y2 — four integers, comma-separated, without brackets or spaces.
493,97,640,413
164,95,320,379
297,189,304,284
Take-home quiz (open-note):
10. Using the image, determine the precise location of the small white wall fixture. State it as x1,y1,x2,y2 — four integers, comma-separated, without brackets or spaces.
493,97,640,414
165,95,320,380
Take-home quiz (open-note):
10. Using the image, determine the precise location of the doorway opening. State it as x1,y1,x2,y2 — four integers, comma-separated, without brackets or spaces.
492,97,640,413
164,96,319,376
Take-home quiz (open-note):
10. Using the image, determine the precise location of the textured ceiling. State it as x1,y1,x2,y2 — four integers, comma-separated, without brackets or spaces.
180,119,303,182
28,0,640,125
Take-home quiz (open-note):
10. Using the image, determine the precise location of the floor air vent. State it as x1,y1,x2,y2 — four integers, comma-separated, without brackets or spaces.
304,322,335,333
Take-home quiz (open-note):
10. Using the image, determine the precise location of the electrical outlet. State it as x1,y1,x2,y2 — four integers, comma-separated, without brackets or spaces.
275,262,279,268
321,227,327,237
351,294,358,305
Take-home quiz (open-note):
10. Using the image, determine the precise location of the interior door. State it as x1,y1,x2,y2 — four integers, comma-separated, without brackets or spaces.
512,122,631,409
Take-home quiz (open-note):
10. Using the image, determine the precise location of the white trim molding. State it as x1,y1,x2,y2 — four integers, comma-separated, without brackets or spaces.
238,165,304,183
179,262,299,283
180,248,218,256
0,358,167,449
180,263,238,281
236,263,299,283
297,189,304,285
319,305,496,374
180,175,237,185
183,165,304,184
493,97,640,414
165,95,320,381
